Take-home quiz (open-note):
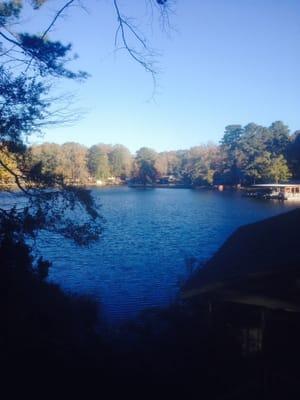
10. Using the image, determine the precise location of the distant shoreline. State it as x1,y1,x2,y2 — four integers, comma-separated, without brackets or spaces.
127,183,193,189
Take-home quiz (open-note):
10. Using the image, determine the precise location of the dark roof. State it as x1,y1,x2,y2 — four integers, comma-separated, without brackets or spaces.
183,209,300,306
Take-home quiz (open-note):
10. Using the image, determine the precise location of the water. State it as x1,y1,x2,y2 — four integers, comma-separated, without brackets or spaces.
4,187,296,324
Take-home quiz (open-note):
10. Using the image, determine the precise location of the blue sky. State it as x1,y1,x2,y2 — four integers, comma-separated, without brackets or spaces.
27,0,300,152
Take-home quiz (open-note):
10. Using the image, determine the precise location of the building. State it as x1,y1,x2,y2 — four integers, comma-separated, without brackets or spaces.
246,184,300,201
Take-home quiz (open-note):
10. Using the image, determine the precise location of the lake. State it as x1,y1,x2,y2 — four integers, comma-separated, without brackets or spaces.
34,187,294,324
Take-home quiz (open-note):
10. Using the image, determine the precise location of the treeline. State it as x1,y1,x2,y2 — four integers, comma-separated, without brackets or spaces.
1,121,300,186
28,143,133,184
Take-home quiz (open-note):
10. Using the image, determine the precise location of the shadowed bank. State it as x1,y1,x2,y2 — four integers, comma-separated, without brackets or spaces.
2,209,300,398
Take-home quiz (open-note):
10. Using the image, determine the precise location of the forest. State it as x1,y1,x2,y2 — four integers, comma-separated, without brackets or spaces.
1,120,299,187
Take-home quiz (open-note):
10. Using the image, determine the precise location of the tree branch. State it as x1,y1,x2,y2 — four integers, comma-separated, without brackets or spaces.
40,0,76,40
113,0,157,78
0,157,28,195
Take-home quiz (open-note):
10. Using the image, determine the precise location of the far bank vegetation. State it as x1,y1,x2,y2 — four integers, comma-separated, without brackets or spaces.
1,121,300,188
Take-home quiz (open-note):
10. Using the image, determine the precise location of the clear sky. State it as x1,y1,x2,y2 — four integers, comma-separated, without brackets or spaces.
27,0,300,153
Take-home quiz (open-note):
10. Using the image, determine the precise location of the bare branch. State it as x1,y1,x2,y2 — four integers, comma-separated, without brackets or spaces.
40,0,76,40
113,0,157,79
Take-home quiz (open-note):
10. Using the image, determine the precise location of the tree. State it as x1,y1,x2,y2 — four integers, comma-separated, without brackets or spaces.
0,0,173,370
108,144,132,179
287,131,300,179
264,155,291,183
165,151,182,176
134,147,158,184
0,1,104,246
183,144,220,186
0,1,113,368
267,121,290,156
237,124,270,184
87,144,111,180
219,125,244,184
218,122,293,185
0,0,171,217
29,143,63,175
60,142,88,184
220,125,243,151
154,153,169,177
243,151,273,184
136,159,158,184
136,147,158,163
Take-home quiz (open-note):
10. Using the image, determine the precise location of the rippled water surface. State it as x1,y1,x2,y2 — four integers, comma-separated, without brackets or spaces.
30,187,295,323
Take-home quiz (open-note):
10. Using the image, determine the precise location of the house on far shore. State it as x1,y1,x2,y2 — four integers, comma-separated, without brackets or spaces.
95,176,122,186
157,175,179,185
182,210,300,363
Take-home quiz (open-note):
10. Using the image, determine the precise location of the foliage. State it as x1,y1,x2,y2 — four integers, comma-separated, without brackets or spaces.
60,142,88,183
287,131,300,179
29,143,64,175
0,145,18,184
1,0,173,241
267,121,290,156
265,154,291,183
0,0,103,245
134,147,158,184
18,119,300,187
183,144,221,186
86,144,110,181
108,145,132,179
219,121,293,185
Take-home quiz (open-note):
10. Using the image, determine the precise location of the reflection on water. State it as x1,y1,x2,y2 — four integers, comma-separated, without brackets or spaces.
27,187,295,323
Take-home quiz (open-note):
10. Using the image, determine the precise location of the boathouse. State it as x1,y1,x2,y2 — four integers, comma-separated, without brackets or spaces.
248,183,300,200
